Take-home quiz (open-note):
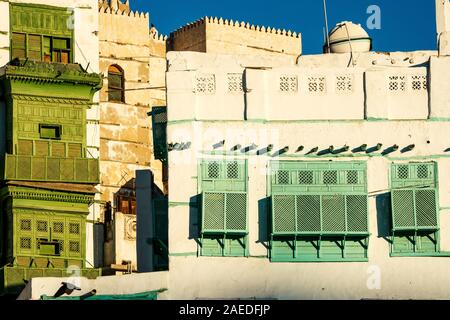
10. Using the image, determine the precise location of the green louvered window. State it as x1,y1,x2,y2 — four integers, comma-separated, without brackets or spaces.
270,161,369,262
390,162,440,256
11,33,72,63
199,159,248,257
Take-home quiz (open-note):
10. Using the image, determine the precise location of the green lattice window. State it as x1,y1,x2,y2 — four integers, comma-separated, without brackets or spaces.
199,159,248,257
390,162,440,256
15,212,85,262
270,161,369,262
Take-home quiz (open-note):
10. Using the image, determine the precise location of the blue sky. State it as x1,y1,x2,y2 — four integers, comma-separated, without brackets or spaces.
134,0,437,55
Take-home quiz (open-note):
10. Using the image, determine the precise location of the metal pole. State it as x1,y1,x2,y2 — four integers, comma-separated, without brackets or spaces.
323,0,330,53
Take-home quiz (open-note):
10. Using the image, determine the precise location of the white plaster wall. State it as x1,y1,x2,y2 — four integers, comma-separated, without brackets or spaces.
115,211,137,269
163,51,450,299
167,52,433,122
0,1,9,66
20,271,169,300
165,120,450,299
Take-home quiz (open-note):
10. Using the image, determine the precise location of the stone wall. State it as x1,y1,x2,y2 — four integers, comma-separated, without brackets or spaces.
168,17,301,62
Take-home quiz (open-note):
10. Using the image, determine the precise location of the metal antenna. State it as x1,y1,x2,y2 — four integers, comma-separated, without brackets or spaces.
323,0,331,53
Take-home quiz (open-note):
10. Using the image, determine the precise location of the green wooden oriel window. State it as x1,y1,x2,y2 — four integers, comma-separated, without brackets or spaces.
15,211,85,266
10,3,73,63
390,162,440,256
199,159,248,257
269,161,369,262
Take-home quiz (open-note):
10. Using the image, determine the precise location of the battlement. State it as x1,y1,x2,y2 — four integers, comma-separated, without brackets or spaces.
170,16,300,39
98,0,148,19
168,16,302,59
150,27,168,43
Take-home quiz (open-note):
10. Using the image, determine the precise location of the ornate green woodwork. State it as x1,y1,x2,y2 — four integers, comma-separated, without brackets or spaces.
390,162,440,256
198,159,249,257
10,3,73,37
10,3,74,63
0,60,102,184
0,13,102,294
4,154,99,184
0,185,98,294
269,161,369,262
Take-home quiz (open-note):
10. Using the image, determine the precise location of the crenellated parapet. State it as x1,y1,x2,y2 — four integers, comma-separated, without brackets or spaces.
98,0,148,19
168,16,302,58
170,16,300,39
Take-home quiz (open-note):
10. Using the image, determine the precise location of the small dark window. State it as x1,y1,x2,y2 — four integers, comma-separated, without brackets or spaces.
108,65,125,103
39,124,62,140
117,195,137,215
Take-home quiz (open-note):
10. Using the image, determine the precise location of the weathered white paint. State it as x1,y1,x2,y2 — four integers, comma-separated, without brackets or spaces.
115,211,137,269
161,50,450,299
18,271,169,300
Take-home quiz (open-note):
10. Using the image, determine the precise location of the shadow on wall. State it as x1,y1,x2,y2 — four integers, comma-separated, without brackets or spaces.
189,195,201,248
258,197,271,250
375,192,392,243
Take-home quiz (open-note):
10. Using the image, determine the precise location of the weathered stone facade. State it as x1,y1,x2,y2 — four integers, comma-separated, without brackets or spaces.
97,0,167,270
168,16,302,62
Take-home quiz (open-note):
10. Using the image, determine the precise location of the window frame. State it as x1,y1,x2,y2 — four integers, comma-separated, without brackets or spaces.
108,65,125,103
10,32,73,63
389,162,440,257
198,159,249,257
268,161,369,263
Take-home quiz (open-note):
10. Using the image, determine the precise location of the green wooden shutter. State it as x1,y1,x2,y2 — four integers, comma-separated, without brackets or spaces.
390,162,439,255
151,107,167,162
270,161,369,262
200,160,248,257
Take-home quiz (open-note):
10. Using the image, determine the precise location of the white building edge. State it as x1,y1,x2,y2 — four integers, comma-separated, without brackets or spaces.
19,0,450,300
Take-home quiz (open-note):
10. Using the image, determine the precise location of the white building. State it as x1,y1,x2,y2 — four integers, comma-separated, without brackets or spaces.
159,1,450,299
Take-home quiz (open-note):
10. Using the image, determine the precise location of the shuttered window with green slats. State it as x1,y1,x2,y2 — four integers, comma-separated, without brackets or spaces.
269,161,369,262
390,162,440,256
199,159,248,257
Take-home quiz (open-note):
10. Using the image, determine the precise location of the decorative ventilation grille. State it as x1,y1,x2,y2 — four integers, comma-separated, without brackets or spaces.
347,170,359,184
20,219,32,231
195,74,216,94
298,171,314,185
227,73,244,93
69,241,80,253
308,76,326,93
411,75,427,91
53,222,64,234
336,75,354,93
69,223,80,235
226,161,239,179
207,162,220,179
389,75,406,92
323,171,338,185
278,170,290,185
124,216,137,241
37,221,48,232
20,237,32,249
279,75,298,93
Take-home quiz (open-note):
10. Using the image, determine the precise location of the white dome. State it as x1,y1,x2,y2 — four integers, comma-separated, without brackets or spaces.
326,21,371,53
